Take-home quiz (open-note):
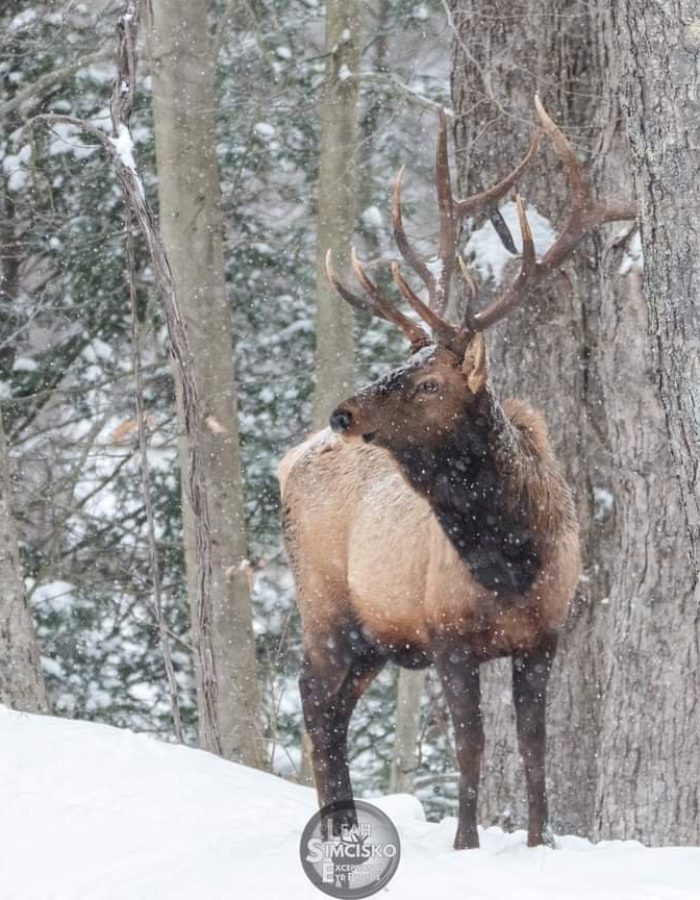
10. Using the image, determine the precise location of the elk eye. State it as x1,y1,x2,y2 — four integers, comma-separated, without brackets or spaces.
419,379,439,394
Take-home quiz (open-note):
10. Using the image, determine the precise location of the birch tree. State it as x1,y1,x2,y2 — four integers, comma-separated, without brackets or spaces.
148,0,264,768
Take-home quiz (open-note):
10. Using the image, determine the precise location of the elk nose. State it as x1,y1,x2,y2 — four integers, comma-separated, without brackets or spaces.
330,408,353,433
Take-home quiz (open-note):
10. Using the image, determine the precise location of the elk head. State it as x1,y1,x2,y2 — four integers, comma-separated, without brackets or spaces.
328,339,488,451
326,97,636,453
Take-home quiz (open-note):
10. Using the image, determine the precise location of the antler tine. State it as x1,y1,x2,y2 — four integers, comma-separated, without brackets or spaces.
471,196,536,332
454,129,542,217
391,111,540,330
392,165,436,297
325,249,429,350
325,249,382,318
350,248,430,349
433,108,457,317
391,109,459,319
533,95,587,214
533,95,637,272
391,262,457,348
333,99,636,355
469,97,637,335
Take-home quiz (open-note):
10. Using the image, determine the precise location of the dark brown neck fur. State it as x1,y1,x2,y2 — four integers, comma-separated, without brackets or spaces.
389,390,572,597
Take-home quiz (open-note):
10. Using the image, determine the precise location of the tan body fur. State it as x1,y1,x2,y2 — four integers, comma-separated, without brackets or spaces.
280,397,580,671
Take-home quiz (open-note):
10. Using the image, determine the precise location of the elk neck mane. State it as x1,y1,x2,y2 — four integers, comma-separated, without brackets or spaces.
388,388,576,598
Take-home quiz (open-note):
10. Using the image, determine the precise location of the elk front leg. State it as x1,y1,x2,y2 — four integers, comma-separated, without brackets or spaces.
512,634,558,847
434,644,483,849
299,649,383,835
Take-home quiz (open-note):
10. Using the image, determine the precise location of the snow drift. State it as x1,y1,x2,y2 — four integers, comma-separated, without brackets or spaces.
0,706,697,899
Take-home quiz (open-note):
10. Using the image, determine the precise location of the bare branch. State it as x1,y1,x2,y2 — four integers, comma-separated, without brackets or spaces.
352,71,453,117
125,209,184,743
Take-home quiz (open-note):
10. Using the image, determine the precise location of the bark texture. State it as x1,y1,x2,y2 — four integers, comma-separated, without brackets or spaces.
0,406,48,712
148,0,264,768
450,0,622,836
599,0,700,843
390,668,426,793
311,0,361,429
449,0,697,843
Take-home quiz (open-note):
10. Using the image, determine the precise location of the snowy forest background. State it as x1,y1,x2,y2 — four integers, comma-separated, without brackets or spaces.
1,0,697,847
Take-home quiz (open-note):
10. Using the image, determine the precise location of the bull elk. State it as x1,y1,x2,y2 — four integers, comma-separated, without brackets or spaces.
279,98,635,849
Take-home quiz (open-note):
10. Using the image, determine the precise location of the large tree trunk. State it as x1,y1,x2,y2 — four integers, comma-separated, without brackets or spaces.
148,0,264,768
0,406,48,712
450,0,618,837
311,0,361,429
593,1,700,844
453,0,697,841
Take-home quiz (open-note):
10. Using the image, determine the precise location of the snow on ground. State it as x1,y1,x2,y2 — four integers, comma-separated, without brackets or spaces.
0,706,697,900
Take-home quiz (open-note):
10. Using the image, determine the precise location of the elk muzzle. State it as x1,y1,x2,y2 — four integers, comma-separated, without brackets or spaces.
330,403,377,444
330,408,353,433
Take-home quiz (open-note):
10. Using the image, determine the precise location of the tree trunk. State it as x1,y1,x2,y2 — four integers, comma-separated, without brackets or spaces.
357,0,428,799
450,0,617,837
593,1,700,844
390,668,425,793
311,0,361,429
453,0,698,842
297,0,362,787
148,0,264,768
0,406,48,712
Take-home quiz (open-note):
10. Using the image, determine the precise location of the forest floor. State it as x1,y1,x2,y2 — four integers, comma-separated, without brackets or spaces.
0,705,697,899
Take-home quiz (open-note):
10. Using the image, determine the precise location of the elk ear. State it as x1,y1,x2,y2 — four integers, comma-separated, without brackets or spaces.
461,334,487,394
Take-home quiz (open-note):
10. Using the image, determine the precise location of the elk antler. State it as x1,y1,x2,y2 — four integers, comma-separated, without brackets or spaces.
391,109,542,319
326,98,637,357
466,96,637,336
325,249,430,350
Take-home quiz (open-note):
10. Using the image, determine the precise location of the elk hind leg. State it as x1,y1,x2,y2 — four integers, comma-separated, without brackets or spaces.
512,633,558,847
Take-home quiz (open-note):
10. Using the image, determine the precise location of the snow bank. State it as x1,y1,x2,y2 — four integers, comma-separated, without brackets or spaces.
0,706,697,899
